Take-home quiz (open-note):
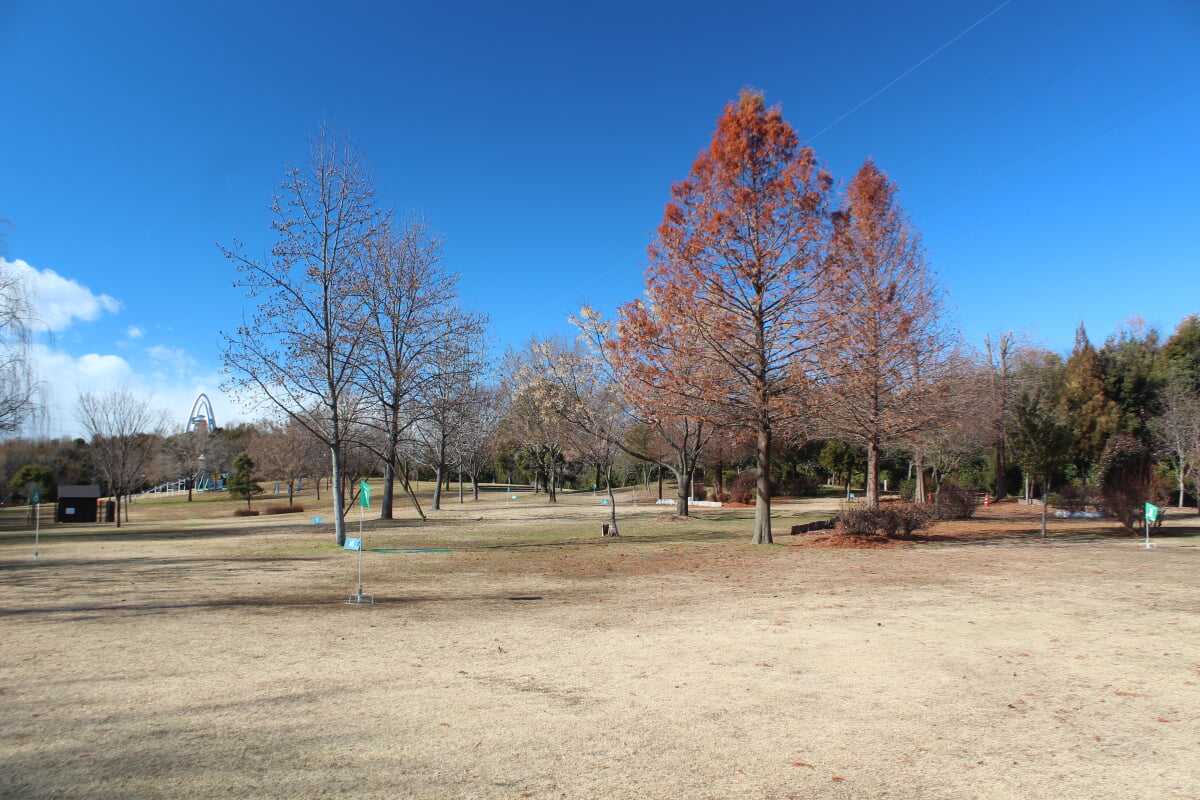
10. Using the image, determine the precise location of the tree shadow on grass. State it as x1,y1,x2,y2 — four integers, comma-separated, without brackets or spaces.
0,585,592,621
910,521,1200,547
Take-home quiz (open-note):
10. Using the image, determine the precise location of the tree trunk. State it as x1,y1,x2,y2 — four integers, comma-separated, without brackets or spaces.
114,490,122,528
675,467,691,517
330,446,346,546
914,455,927,505
1178,458,1185,508
995,439,1008,500
752,424,773,544
380,460,395,519
458,467,464,504
605,466,619,536
865,439,880,508
657,468,663,500
288,480,295,507
432,462,444,510
400,469,426,520
1040,479,1049,538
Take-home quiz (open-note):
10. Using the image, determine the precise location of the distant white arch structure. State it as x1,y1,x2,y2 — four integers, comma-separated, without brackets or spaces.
186,393,216,432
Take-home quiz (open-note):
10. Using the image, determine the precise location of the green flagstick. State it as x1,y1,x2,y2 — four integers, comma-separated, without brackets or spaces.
357,480,370,595
32,488,40,561
1142,501,1159,549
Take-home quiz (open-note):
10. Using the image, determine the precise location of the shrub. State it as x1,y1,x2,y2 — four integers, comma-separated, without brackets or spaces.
840,502,881,536
1051,482,1101,512
262,504,305,515
1098,434,1154,533
896,478,917,502
932,482,979,520
730,471,757,504
841,501,933,538
233,509,261,517
887,502,935,537
778,475,819,498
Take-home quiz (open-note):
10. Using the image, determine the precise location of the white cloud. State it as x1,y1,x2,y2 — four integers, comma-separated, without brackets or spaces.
146,344,197,377
126,326,145,339
30,346,135,437
21,342,250,440
2,258,120,332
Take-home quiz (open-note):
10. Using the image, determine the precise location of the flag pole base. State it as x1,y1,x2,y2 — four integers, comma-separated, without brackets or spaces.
1139,542,1156,549
346,593,374,604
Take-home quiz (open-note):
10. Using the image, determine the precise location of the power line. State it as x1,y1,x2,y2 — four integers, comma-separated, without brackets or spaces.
917,66,1200,213
880,0,1115,153
896,1,1188,170
807,0,1013,143
943,131,1200,242
916,28,1199,180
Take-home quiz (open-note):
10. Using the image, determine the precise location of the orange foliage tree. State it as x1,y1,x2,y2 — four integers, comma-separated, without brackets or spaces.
618,90,835,543
816,159,958,508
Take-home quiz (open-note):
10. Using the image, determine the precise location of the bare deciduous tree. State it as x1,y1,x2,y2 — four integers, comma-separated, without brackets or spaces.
76,389,167,527
0,259,42,433
1151,375,1200,508
220,125,383,545
451,383,503,502
517,336,632,534
574,307,717,517
249,417,326,506
354,217,487,518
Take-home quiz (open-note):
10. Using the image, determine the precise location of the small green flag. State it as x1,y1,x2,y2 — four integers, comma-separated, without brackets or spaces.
31,488,40,505
1144,502,1159,522
359,480,371,509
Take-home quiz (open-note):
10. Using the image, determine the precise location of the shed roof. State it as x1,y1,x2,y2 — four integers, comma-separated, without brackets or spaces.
57,485,101,499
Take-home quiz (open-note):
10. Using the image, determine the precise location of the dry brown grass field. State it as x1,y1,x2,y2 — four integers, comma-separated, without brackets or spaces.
1,484,1197,800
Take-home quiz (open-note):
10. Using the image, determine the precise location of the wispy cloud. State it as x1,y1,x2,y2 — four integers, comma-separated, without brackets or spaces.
2,258,120,332
145,344,198,381
126,326,145,339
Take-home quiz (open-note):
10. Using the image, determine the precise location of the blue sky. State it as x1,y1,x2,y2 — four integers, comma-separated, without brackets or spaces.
3,0,1198,437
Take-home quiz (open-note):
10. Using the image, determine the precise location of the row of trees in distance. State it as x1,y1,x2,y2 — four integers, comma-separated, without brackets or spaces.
3,93,1198,542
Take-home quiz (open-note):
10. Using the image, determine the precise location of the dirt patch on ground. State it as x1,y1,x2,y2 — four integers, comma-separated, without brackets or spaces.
1,493,1197,799
791,532,898,549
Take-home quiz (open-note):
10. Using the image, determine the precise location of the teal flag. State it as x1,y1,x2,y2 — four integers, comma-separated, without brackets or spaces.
1144,502,1159,522
31,488,40,504
359,480,371,508
344,538,362,551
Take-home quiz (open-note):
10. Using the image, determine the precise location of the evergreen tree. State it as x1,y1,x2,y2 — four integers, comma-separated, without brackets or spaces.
1160,314,1200,393
227,452,262,511
1058,324,1118,481
1098,318,1161,439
